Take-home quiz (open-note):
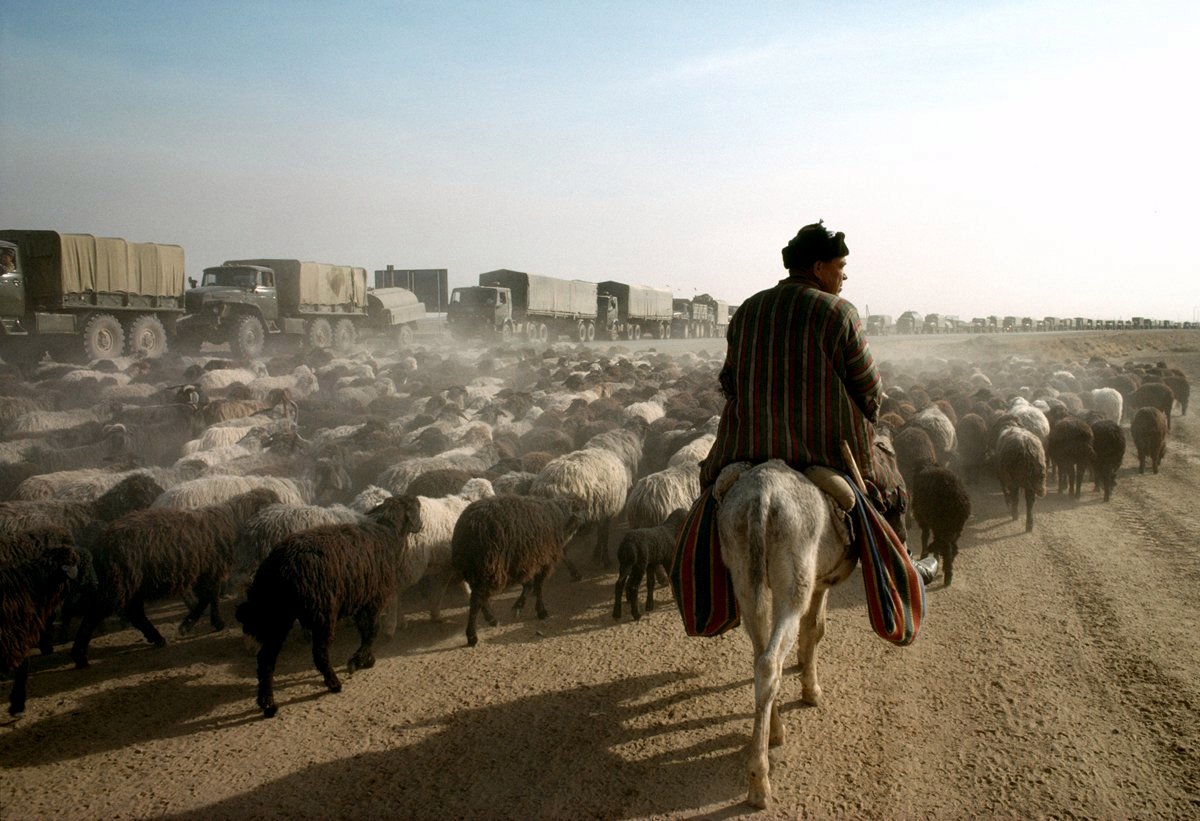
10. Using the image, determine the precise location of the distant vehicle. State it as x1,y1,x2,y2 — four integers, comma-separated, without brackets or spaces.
0,229,185,362
447,269,597,343
1002,316,1018,332
866,314,894,335
672,298,718,339
896,310,922,334
597,281,673,340
692,294,730,337
1043,316,1059,332
178,258,423,357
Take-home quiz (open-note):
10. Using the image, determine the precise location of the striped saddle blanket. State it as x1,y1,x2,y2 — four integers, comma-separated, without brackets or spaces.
669,478,925,645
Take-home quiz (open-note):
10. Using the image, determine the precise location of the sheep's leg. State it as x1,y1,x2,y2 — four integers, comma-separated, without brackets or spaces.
70,607,107,668
944,541,957,586
1024,488,1036,533
466,587,485,647
532,568,550,620
512,583,530,616
256,627,290,718
920,526,930,555
379,591,401,640
644,561,658,614
424,570,454,622
126,597,167,647
480,598,498,627
796,589,829,705
7,658,30,717
1005,485,1019,521
612,563,630,620
310,620,341,693
563,555,583,582
593,517,612,568
347,610,378,673
627,562,645,621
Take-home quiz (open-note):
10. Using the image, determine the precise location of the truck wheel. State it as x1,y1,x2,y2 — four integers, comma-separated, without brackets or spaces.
576,321,587,343
127,315,168,358
83,313,125,360
397,324,415,346
633,324,643,341
307,318,333,349
661,321,671,339
586,321,595,342
499,323,513,342
538,323,549,343
231,316,265,358
333,318,356,352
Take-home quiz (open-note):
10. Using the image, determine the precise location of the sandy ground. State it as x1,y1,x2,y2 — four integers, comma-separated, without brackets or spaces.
3,330,1199,819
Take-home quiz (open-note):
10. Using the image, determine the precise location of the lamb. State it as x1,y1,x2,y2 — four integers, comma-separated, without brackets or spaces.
995,426,1047,532
450,494,583,647
530,447,632,573
70,488,281,668
235,495,423,718
910,465,971,586
1046,417,1095,499
1130,407,1168,475
1,531,80,718
1128,382,1175,430
1090,420,1126,502
612,508,688,621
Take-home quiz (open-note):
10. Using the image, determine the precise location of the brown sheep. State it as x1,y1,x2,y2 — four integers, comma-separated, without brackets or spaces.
70,488,281,668
1130,407,1168,474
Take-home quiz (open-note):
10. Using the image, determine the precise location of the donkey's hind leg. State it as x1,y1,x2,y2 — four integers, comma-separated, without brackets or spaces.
795,588,830,705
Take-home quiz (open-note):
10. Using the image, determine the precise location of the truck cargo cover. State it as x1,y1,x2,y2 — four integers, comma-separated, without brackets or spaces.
226,259,367,310
479,269,596,317
597,280,673,322
0,230,185,301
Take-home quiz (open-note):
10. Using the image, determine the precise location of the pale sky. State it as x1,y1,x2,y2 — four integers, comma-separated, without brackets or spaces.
2,1,1198,322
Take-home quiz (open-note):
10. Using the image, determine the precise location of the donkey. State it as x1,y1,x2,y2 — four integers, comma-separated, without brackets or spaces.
714,460,856,809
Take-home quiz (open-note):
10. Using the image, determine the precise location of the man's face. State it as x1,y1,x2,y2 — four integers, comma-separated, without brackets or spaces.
813,257,847,295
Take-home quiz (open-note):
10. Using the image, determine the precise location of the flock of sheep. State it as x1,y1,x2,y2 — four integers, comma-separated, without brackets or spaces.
0,334,1189,727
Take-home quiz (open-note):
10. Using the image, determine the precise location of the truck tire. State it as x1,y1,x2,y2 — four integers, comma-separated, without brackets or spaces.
83,313,125,360
396,324,415,347
307,318,333,349
632,324,643,340
586,321,595,342
499,322,513,342
576,321,587,343
333,318,356,352
127,315,168,358
231,315,265,359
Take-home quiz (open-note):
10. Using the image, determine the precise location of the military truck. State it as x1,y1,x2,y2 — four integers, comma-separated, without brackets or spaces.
866,314,894,335
177,258,423,357
0,230,186,362
692,294,730,337
596,281,673,340
672,298,718,338
446,269,599,343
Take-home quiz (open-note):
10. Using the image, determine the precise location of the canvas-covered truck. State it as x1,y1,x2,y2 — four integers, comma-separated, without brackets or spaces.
0,230,185,362
446,269,598,343
692,294,729,337
672,298,718,339
596,280,673,340
176,258,423,357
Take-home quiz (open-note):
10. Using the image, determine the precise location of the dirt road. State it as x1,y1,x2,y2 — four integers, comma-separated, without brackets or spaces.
2,331,1198,819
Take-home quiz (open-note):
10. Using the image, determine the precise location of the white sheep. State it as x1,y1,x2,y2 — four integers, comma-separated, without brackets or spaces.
530,447,632,573
624,462,700,530
909,407,957,465
151,475,309,509
196,365,267,397
248,365,319,400
1087,387,1123,425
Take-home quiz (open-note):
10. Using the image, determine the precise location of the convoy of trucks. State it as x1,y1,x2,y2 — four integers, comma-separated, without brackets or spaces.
0,230,186,363
446,269,600,343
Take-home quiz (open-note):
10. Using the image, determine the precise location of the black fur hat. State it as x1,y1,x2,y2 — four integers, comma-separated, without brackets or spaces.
781,220,849,270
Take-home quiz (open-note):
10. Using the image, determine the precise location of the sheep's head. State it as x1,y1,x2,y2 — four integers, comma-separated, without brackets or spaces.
368,494,423,535
92,473,165,520
225,488,283,521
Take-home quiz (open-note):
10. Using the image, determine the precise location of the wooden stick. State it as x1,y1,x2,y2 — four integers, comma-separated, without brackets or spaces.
840,440,868,494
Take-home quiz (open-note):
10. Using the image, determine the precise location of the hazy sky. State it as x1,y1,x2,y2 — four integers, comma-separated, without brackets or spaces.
2,1,1197,321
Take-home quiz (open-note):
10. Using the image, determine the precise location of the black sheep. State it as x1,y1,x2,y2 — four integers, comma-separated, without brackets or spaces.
450,495,583,647
613,508,687,621
1128,382,1175,430
235,494,423,718
1046,417,1095,499
1090,420,1126,502
1131,407,1168,474
954,413,990,485
1,530,79,717
70,488,280,667
911,464,971,586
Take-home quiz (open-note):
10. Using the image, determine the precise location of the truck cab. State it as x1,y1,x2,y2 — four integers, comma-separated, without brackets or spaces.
446,285,513,339
185,264,279,324
0,241,26,333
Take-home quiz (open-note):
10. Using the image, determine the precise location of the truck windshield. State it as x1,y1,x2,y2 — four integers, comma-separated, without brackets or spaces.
451,289,495,306
203,267,259,288
0,246,17,275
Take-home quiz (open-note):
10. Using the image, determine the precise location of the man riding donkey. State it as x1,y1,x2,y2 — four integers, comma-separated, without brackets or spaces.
672,220,937,640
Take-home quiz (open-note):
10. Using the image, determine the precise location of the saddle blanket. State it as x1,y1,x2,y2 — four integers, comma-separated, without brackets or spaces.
670,476,925,645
